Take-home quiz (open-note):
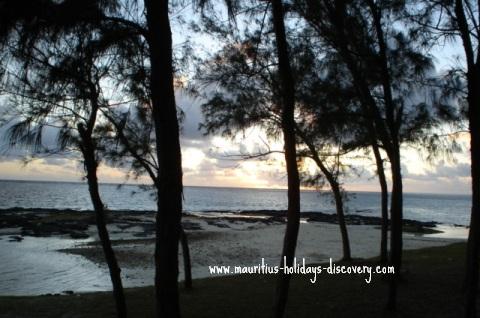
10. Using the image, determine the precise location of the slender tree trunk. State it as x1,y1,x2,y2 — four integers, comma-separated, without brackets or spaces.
386,145,403,310
463,51,480,318
295,127,351,261
311,152,350,261
452,1,480,316
465,81,480,317
330,180,351,261
365,1,403,308
180,227,192,289
372,143,389,264
271,1,301,317
325,0,403,309
144,0,183,317
78,127,127,318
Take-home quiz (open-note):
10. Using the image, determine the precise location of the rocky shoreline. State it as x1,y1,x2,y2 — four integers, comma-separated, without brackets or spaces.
0,208,467,296
0,208,450,241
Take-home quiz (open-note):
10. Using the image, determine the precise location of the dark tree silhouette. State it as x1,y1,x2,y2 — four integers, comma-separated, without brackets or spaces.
100,96,193,291
294,0,460,308
141,2,183,315
0,27,127,318
194,4,356,313
412,1,480,316
198,42,354,262
0,1,190,316
269,1,302,316
453,3,480,316
193,1,303,315
372,142,389,263
444,3,480,316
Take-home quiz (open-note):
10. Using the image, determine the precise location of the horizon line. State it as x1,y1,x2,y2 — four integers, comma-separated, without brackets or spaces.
0,177,470,197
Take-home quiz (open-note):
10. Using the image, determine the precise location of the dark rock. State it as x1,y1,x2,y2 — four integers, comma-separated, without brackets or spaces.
70,231,89,239
8,235,23,242
182,221,203,231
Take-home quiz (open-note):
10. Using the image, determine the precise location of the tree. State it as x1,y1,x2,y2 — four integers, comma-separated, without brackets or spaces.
99,94,193,291
450,3,480,316
293,0,459,308
193,0,302,315
411,0,480,316
372,143,389,263
0,1,187,316
195,8,359,318
0,24,127,318
295,1,404,307
269,1,302,316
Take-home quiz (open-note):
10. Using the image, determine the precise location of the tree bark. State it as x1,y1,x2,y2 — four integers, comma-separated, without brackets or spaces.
306,152,350,260
144,0,183,317
78,125,127,318
365,5,404,306
330,179,351,261
271,0,302,317
386,145,403,310
465,74,480,318
452,1,480,316
330,1,403,308
295,127,351,261
180,227,192,289
372,143,389,264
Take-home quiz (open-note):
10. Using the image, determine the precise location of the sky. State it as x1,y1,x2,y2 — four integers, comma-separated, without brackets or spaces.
0,87,472,194
0,6,473,195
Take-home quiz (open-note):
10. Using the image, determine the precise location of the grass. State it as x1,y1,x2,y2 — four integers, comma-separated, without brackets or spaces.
0,243,471,318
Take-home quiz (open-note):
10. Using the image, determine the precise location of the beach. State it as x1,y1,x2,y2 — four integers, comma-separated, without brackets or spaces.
0,209,467,296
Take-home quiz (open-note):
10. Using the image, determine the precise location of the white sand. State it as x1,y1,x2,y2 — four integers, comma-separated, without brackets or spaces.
87,216,467,284
181,219,465,278
0,214,467,295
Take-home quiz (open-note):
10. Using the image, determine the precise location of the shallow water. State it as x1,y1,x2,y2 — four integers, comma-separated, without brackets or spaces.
425,225,469,240
0,223,466,296
0,236,113,296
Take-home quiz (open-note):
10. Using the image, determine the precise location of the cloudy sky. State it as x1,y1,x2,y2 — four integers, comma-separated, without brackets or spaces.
0,11,472,195
0,87,471,195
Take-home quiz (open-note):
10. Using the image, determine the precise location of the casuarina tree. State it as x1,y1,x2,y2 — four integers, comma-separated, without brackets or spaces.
0,20,127,317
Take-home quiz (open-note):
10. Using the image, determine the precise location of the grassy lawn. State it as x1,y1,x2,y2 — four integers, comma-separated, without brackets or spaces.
0,243,471,317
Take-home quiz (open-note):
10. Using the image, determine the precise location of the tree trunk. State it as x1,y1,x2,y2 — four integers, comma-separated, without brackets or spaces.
144,0,183,317
330,180,351,261
465,78,480,317
324,0,403,309
271,1,301,317
452,1,480,316
462,39,480,318
295,127,351,261
78,126,127,318
309,151,350,261
386,146,403,310
372,143,389,264
180,227,192,289
365,1,403,308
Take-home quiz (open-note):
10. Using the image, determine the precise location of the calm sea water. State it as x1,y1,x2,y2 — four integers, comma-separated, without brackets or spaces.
0,179,472,226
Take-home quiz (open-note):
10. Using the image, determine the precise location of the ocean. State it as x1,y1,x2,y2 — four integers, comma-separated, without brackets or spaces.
0,179,472,226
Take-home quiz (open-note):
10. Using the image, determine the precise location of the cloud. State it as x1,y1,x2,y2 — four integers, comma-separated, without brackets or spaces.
177,90,207,143
0,88,474,194
404,162,470,181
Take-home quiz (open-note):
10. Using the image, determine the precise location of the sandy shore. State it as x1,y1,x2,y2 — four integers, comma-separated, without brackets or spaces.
0,209,468,295
58,215,466,282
